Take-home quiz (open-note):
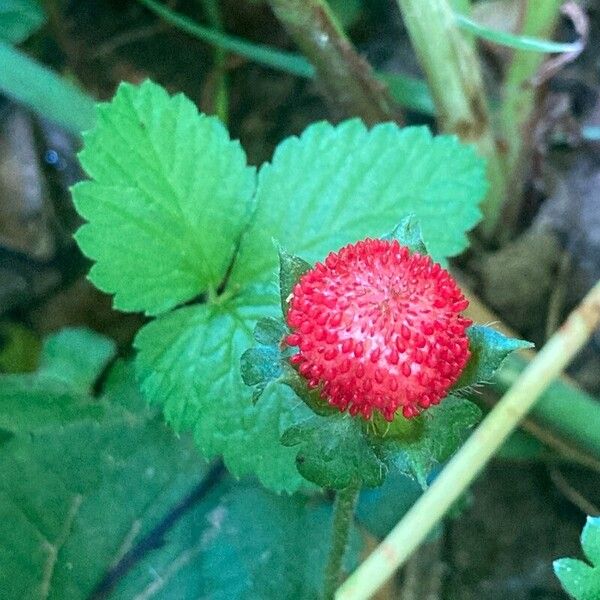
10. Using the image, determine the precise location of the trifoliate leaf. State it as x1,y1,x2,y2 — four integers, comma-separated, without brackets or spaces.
230,120,486,287
0,352,210,599
381,396,481,487
454,325,533,391
281,413,387,489
73,80,256,316
554,517,600,600
134,286,311,493
112,481,362,600
278,247,312,317
383,214,428,255
0,0,45,43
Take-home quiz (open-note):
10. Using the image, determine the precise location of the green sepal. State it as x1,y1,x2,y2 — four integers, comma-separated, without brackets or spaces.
281,413,388,489
240,317,288,405
377,396,481,488
369,410,424,440
453,325,533,391
254,316,288,346
383,214,428,255
240,346,283,390
278,246,312,318
554,516,600,600
278,367,339,417
280,394,480,489
241,317,336,415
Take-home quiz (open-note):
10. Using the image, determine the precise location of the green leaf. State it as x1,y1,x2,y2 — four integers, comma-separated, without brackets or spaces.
383,214,428,255
112,481,362,600
381,396,481,487
36,328,116,393
0,0,45,44
357,468,423,538
554,560,599,600
582,516,600,564
554,517,600,600
0,378,103,433
281,413,387,489
0,41,96,135
134,286,311,493
0,344,362,599
73,80,256,316
0,328,115,431
278,246,312,317
454,325,533,391
0,355,211,599
230,120,486,287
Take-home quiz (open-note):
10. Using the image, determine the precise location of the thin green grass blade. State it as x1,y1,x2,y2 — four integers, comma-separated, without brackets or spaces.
138,0,435,115
138,0,314,77
0,41,96,134
455,14,582,53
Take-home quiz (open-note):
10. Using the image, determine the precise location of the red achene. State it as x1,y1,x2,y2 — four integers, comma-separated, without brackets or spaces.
285,238,472,420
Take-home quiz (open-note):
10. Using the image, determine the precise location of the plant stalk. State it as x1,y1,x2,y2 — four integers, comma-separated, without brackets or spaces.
499,0,563,240
199,0,229,123
324,485,359,600
396,0,507,238
336,279,600,600
137,0,434,114
266,0,402,124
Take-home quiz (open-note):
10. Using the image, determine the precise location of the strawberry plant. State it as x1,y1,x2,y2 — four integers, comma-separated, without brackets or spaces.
0,79,527,598
2,0,600,597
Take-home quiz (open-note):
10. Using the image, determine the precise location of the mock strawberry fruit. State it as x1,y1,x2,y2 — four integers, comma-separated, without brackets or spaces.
285,238,471,420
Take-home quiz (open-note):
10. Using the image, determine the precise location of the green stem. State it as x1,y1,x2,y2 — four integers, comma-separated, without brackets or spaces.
266,0,402,124
494,354,600,461
324,486,359,600
464,288,600,468
199,0,228,123
396,0,507,239
498,0,563,240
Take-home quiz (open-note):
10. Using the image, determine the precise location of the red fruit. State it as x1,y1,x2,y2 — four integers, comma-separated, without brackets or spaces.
285,238,472,421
